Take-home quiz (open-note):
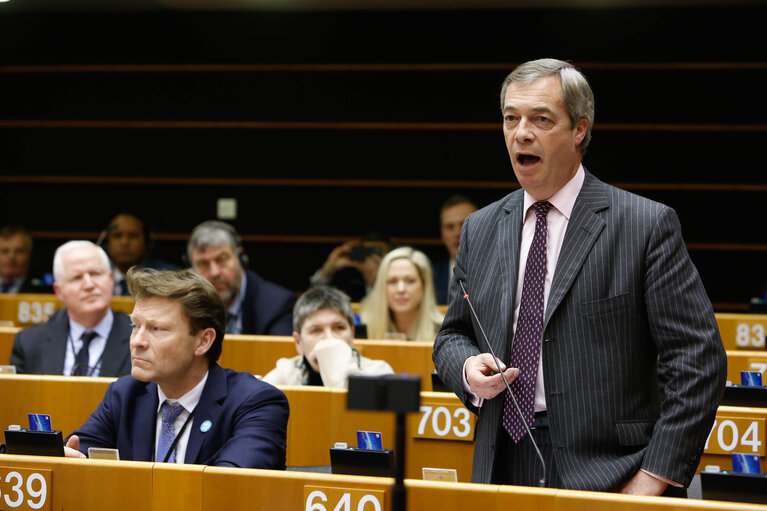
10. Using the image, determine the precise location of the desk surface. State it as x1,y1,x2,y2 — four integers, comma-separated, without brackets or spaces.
0,455,763,511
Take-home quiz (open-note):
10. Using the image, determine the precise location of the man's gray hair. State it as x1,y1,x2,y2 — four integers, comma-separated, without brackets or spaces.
293,286,355,333
186,220,241,264
499,58,595,155
53,240,111,281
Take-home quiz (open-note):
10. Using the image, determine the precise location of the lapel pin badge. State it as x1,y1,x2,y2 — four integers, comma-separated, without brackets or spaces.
200,420,212,433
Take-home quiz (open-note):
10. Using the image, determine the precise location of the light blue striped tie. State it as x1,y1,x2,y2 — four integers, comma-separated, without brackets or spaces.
156,402,184,462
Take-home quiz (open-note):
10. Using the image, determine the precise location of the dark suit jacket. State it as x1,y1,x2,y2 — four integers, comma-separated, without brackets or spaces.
240,269,295,336
432,258,451,305
433,171,727,490
72,363,289,469
10,308,132,377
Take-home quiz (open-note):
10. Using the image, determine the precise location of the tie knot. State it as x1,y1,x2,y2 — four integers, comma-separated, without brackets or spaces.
80,331,98,347
161,402,185,423
532,201,552,218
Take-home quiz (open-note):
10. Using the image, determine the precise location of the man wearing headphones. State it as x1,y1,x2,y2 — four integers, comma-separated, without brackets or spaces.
187,221,295,336
106,213,178,296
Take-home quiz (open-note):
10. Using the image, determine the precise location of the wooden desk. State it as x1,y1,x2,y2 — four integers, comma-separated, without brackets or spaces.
218,335,296,377
355,340,435,391
220,336,436,391
0,294,135,328
715,313,767,351
0,375,111,437
0,455,762,511
700,405,767,473
1,377,764,483
725,350,767,384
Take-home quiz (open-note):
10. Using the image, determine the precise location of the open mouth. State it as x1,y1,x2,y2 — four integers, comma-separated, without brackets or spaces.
517,154,541,166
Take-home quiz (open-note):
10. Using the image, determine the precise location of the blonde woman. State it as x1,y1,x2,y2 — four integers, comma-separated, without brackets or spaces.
360,246,444,342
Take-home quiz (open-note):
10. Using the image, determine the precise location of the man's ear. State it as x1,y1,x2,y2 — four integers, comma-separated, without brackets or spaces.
194,328,216,357
292,332,303,356
574,118,588,146
53,282,62,301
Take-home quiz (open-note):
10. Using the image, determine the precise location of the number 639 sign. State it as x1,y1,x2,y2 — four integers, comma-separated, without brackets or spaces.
0,467,51,511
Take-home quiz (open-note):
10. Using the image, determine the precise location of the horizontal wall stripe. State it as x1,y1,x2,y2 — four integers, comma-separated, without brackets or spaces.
0,62,764,73
2,175,766,192
26,230,767,252
1,120,766,131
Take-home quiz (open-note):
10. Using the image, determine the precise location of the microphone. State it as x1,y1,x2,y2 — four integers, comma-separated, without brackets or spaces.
453,264,547,488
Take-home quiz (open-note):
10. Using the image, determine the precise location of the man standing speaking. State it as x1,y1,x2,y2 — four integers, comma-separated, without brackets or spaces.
433,58,726,496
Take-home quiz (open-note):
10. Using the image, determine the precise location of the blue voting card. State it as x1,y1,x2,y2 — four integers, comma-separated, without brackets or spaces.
732,453,761,474
740,371,763,387
28,413,52,431
357,431,383,450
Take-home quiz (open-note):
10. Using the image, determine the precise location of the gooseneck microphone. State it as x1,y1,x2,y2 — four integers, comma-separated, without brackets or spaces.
453,265,547,488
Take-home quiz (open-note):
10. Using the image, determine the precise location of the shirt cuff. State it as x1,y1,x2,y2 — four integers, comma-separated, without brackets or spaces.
641,469,682,488
462,357,484,409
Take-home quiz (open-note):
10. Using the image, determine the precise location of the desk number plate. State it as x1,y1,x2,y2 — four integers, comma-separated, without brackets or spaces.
0,467,51,511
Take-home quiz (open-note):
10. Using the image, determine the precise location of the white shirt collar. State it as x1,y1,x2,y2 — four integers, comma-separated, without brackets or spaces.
68,309,114,342
156,370,209,414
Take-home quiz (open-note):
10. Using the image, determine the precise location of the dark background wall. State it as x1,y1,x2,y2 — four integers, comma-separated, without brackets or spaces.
0,2,765,309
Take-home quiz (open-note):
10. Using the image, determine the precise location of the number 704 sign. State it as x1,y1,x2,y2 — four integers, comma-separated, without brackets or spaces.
704,417,765,456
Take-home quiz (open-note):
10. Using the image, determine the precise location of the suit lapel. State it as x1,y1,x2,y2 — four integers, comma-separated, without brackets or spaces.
133,384,159,462
43,310,69,375
544,172,609,328
499,193,524,360
185,364,225,464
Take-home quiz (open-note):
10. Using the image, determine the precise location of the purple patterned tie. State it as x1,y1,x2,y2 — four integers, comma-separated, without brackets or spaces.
504,201,552,443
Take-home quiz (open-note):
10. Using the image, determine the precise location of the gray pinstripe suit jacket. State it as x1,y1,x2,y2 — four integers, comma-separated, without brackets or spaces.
433,170,727,490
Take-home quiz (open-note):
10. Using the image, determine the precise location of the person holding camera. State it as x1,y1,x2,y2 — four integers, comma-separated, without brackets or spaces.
309,233,391,302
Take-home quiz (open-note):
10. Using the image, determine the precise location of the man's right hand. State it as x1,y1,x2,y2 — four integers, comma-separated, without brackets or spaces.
64,435,86,459
465,353,519,400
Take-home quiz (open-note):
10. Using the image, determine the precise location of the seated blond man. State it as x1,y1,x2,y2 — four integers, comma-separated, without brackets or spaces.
263,286,393,388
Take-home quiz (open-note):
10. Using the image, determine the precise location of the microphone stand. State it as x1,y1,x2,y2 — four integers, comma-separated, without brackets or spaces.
457,278,547,488
391,411,406,511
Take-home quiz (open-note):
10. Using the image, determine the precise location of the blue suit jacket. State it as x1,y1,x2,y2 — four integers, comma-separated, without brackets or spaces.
72,363,289,469
240,269,295,336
